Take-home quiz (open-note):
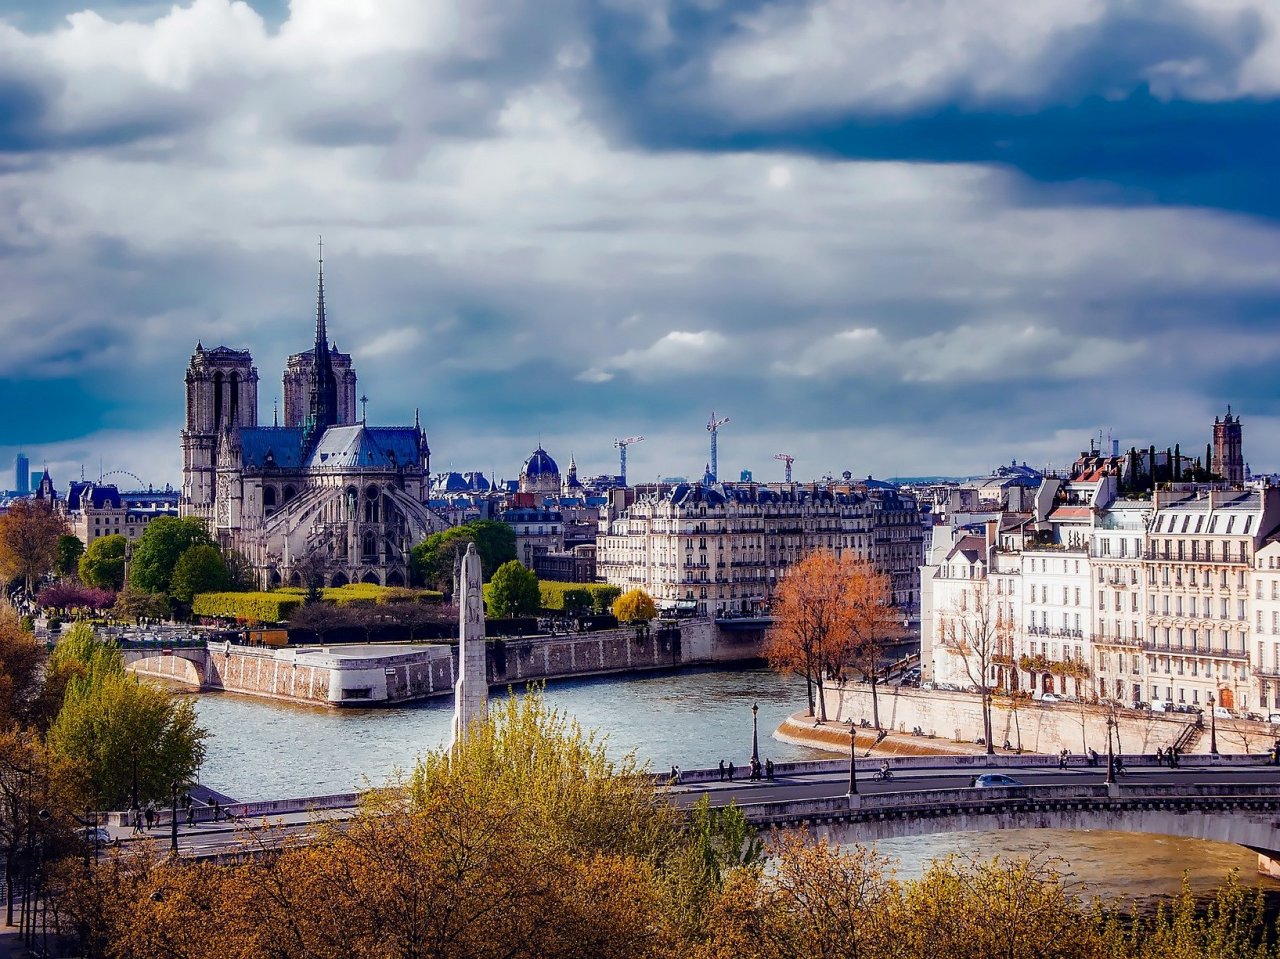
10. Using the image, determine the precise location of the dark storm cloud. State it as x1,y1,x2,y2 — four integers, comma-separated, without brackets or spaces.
4,0,1280,484
574,0,1280,219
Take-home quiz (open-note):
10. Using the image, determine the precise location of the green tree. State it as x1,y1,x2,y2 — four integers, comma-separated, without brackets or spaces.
78,534,127,591
614,588,658,624
111,587,171,624
169,544,232,605
46,625,205,807
485,560,540,618
56,534,85,578
128,516,214,595
0,499,71,593
410,520,517,591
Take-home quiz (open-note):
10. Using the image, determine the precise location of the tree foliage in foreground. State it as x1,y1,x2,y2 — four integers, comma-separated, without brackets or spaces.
45,624,206,807
51,690,1280,959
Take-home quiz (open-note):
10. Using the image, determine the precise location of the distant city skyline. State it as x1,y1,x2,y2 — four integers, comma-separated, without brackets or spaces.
4,1,1280,487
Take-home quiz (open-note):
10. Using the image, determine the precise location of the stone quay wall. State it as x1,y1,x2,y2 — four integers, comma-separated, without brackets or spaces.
126,617,758,707
823,683,1278,756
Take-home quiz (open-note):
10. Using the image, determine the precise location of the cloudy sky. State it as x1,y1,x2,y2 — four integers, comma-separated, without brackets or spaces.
3,0,1280,489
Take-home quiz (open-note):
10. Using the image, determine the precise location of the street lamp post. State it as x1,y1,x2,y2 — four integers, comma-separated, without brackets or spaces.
1105,716,1116,785
1208,692,1219,755
170,783,179,852
130,744,139,811
750,703,760,769
847,727,858,796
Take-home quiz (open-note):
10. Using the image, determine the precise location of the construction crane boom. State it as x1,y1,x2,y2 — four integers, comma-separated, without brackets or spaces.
773,453,795,483
613,435,645,486
706,411,730,483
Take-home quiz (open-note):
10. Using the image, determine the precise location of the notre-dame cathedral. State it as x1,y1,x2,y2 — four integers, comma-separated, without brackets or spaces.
179,256,444,588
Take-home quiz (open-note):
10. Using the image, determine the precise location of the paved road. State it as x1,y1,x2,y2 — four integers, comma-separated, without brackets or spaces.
670,761,1280,809
92,760,1280,858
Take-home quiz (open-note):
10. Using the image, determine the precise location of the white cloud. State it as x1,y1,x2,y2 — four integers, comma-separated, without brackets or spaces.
603,330,730,378
357,327,422,360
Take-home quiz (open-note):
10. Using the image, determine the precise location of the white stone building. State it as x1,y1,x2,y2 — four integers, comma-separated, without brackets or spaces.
1089,500,1150,705
1250,540,1280,716
1140,488,1280,713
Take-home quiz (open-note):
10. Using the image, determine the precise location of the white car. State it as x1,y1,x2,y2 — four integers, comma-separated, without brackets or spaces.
972,773,1025,788
1038,693,1061,704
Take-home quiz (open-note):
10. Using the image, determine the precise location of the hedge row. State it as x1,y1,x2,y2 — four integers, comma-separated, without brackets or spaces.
276,585,444,605
192,592,302,624
538,581,622,614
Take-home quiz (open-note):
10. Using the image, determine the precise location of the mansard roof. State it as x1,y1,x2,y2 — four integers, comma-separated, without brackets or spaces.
305,425,421,470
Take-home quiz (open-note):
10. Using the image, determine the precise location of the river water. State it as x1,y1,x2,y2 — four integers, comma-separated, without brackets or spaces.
189,665,1280,904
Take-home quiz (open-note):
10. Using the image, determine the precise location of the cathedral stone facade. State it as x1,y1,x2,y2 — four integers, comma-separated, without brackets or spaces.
180,261,444,588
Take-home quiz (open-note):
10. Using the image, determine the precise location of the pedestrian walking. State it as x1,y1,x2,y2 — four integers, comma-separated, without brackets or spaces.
1058,749,1067,769
765,758,774,780
131,808,143,836
144,802,156,831
212,799,220,822
718,759,726,782
186,804,195,827
1156,747,1165,766
727,761,735,781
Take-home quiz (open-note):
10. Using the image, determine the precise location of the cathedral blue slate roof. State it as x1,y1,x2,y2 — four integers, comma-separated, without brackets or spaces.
305,425,421,470
239,428,306,469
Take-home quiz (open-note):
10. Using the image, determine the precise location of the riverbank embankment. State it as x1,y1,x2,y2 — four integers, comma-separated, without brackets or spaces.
124,618,766,707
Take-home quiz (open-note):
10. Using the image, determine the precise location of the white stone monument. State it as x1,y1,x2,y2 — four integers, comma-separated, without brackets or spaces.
449,542,487,751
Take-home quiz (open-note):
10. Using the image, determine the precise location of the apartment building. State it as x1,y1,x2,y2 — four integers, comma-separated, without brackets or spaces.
1141,488,1280,712
596,483,878,617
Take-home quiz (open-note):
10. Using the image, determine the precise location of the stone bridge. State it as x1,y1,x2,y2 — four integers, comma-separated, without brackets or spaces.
736,782,1280,872
121,647,207,686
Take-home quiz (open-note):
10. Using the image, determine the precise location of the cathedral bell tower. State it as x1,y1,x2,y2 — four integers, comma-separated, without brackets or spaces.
181,343,257,520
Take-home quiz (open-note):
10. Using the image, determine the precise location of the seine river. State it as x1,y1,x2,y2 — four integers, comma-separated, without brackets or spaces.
189,665,1280,905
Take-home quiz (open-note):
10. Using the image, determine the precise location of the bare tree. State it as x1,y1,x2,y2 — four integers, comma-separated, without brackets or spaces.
938,580,1013,755
842,564,902,731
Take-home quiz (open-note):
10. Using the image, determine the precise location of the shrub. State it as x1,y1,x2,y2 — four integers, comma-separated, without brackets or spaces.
539,581,622,614
191,592,302,624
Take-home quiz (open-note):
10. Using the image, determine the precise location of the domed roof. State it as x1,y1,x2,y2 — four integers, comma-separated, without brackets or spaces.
522,446,560,478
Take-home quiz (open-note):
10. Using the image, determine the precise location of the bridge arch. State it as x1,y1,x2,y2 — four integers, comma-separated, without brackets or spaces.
747,788,1280,864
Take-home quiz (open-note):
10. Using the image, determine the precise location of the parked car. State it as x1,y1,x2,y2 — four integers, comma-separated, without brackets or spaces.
1150,700,1170,713
81,826,112,845
1211,706,1235,720
1268,713,1280,724
1038,693,1061,704
972,773,1025,788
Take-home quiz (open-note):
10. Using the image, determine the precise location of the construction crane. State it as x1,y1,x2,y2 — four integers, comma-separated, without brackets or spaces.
774,453,795,483
613,435,645,486
706,411,730,483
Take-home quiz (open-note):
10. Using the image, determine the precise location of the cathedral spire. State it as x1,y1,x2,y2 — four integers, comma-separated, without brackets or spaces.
315,236,328,351
305,236,340,449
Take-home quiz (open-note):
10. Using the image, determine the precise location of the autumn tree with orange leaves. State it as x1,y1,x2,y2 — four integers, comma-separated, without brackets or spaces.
766,552,896,723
